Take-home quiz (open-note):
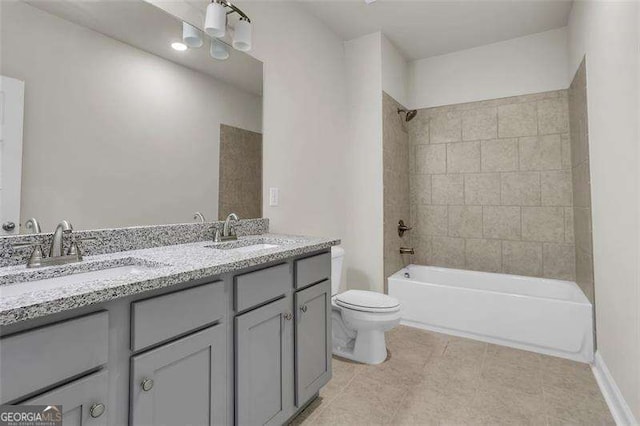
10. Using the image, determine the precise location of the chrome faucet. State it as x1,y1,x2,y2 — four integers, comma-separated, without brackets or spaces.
214,213,239,242
50,220,73,258
223,213,239,238
15,220,83,268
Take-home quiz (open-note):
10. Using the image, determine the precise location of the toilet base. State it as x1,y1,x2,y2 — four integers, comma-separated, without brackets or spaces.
332,329,389,365
331,308,399,365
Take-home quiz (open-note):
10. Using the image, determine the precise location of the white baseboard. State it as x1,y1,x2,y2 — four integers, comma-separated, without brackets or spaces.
591,351,638,426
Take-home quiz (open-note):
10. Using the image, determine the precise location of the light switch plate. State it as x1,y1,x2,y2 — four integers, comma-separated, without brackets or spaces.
269,187,279,206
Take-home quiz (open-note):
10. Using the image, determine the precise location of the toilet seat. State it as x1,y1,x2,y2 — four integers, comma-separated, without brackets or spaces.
335,290,400,313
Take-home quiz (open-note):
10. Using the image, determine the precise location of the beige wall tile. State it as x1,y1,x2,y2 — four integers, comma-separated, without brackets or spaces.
410,174,431,205
522,207,565,242
575,249,595,303
416,144,446,174
502,241,542,277
462,107,497,141
432,174,464,205
541,171,573,206
501,172,540,206
519,135,563,171
498,102,537,137
464,173,501,205
466,239,502,273
564,207,575,244
561,134,572,169
543,243,576,280
483,206,521,240
413,236,431,265
447,141,481,173
430,236,466,268
416,205,448,237
573,207,593,255
408,118,429,145
449,205,483,238
538,97,569,135
481,139,518,172
572,162,591,208
430,111,462,144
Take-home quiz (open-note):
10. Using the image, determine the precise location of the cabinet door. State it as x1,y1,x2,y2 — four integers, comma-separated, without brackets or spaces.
294,280,332,406
130,324,227,426
235,296,294,426
24,370,108,426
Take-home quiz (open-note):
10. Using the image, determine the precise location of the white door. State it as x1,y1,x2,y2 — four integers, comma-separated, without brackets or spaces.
0,76,25,235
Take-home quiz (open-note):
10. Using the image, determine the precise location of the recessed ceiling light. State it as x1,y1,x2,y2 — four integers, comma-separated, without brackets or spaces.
364,0,376,4
171,42,188,51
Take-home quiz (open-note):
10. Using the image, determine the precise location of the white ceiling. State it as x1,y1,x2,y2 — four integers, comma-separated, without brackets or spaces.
299,0,573,60
28,0,263,95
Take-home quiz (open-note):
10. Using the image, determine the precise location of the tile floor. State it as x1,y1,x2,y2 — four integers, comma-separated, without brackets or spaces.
290,326,614,426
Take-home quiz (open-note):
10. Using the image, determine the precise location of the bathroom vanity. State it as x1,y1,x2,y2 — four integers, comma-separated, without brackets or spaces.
0,229,338,426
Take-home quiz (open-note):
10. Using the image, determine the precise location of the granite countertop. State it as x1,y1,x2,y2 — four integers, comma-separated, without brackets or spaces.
0,233,340,326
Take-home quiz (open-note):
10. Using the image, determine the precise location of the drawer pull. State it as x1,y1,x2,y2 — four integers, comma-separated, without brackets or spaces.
283,312,293,321
90,403,105,418
300,305,308,313
141,378,154,392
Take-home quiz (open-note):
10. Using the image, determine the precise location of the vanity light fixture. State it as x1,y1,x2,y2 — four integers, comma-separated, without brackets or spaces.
204,0,252,52
182,21,203,48
171,42,188,51
210,38,230,60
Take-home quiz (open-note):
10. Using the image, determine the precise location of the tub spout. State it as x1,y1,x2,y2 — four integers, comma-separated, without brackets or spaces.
399,247,414,255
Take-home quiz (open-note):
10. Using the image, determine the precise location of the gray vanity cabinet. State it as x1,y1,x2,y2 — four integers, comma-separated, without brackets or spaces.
294,279,332,406
24,370,109,426
235,296,294,426
130,324,227,426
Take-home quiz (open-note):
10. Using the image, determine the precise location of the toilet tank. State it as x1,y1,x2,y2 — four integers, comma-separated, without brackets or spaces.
331,246,344,295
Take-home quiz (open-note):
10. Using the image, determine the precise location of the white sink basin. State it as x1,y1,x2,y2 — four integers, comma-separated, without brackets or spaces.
0,264,157,298
229,244,279,253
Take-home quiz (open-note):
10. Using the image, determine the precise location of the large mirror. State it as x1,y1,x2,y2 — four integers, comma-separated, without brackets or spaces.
0,0,263,235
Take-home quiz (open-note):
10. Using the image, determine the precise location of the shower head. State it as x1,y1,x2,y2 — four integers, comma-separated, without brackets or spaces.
398,108,418,122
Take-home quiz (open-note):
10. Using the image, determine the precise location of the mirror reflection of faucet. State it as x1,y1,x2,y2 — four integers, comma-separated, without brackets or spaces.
193,212,206,223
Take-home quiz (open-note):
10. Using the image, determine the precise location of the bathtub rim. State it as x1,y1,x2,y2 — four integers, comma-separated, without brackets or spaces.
388,264,591,306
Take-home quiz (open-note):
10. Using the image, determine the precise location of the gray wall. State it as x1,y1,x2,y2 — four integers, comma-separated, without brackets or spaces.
218,125,262,220
0,2,262,232
382,92,411,284
568,58,595,303
406,90,575,280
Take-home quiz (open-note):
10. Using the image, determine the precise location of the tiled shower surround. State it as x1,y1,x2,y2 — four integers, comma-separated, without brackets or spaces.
383,93,411,283
568,59,595,302
406,91,576,280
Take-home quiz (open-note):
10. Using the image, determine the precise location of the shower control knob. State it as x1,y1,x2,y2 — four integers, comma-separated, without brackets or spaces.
397,220,412,237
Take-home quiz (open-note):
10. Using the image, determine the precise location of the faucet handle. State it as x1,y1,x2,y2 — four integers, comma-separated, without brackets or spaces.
26,245,46,268
67,236,83,261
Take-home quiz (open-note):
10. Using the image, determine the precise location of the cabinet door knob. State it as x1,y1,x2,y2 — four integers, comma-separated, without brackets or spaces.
141,378,154,391
90,403,106,418
300,305,308,313
283,312,293,321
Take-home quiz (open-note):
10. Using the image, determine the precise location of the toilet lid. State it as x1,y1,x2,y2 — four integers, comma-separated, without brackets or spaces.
335,290,400,313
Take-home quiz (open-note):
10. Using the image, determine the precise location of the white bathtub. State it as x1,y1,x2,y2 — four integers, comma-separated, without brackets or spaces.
388,265,594,363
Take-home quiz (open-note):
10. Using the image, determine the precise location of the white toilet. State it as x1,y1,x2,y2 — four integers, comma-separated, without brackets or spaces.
330,246,401,364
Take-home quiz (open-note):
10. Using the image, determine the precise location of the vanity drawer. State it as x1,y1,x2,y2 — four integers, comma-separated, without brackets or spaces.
131,280,225,351
295,252,331,289
235,263,291,312
0,311,108,404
